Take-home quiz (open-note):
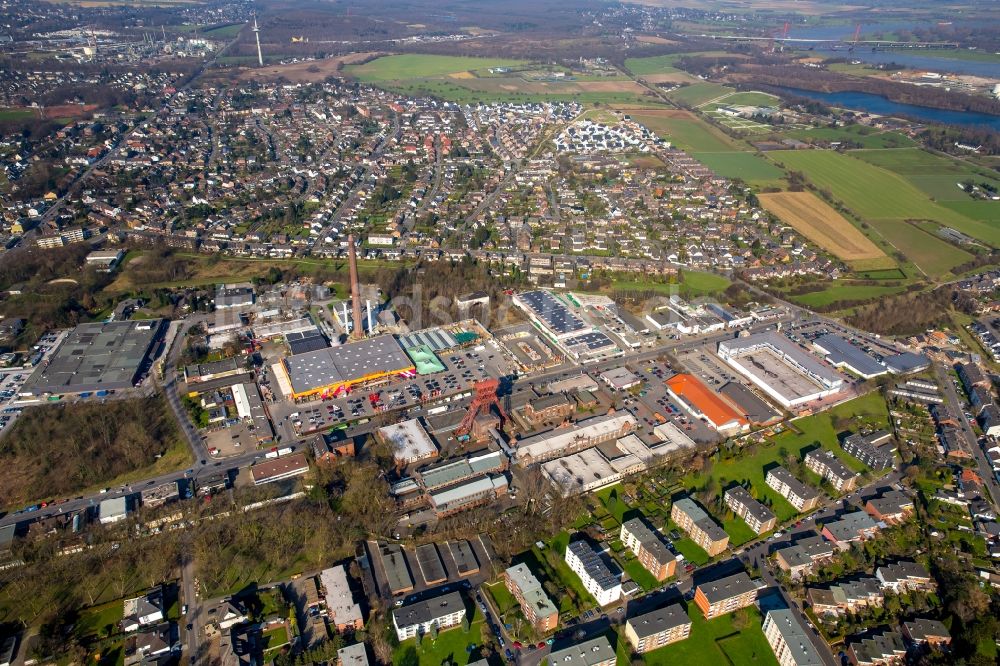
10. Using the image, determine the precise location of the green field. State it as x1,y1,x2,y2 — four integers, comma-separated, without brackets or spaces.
616,606,777,666
202,23,242,38
785,282,910,308
771,150,1000,259
0,108,36,122
706,91,781,108
668,82,735,107
940,200,1000,223
630,113,743,153
347,54,527,81
611,270,731,297
867,219,973,278
690,152,786,186
625,55,683,75
784,125,915,149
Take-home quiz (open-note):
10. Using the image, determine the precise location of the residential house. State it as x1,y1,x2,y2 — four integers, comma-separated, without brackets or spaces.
565,539,623,607
391,591,466,641
121,588,165,633
864,491,914,525
821,511,881,549
804,450,859,493
773,536,836,579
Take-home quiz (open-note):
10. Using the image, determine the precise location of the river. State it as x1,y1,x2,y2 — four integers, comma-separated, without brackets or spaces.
774,86,1000,131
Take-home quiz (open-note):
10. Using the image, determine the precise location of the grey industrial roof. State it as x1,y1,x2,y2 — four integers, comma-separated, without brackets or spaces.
883,352,929,374
392,591,465,629
718,332,842,386
718,382,778,423
813,334,887,378
24,320,162,394
563,330,616,352
417,451,504,491
379,543,414,595
697,572,757,604
517,290,587,336
283,334,413,393
415,543,447,585
447,540,480,576
398,327,458,352
627,603,690,639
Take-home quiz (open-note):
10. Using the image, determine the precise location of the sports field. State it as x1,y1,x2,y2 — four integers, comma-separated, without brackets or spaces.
758,191,892,269
667,82,735,107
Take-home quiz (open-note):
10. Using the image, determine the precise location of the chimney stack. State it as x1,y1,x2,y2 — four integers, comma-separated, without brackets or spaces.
348,234,364,341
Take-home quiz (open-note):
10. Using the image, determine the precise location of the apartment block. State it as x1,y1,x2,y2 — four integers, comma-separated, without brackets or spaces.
693,572,758,619
620,517,676,581
504,563,559,633
847,629,906,666
391,591,466,641
670,497,729,557
763,609,825,666
841,432,895,471
766,466,821,512
804,450,859,493
724,486,777,535
624,604,691,654
773,536,836,579
565,539,622,607
546,636,616,666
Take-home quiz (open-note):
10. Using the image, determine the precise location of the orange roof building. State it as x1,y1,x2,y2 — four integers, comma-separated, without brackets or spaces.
666,374,748,435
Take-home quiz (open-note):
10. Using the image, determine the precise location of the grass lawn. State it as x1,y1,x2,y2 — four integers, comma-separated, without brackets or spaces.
0,108,37,122
620,555,662,592
865,218,972,278
939,200,1000,223
393,605,487,666
625,55,683,75
610,271,730,298
347,54,527,81
262,625,289,650
722,516,760,547
785,125,915,149
785,282,910,309
201,23,242,38
670,537,711,566
616,605,777,666
690,152,786,186
76,600,124,641
485,581,517,614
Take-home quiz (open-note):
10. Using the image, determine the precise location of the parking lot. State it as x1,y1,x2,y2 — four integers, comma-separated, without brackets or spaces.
624,360,720,444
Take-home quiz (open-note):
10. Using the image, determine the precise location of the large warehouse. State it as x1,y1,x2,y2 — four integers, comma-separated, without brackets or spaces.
277,334,415,399
666,373,748,435
22,320,163,396
717,333,844,409
513,290,589,340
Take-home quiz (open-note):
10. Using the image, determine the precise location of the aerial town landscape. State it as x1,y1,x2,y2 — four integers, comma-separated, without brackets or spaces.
0,0,999,665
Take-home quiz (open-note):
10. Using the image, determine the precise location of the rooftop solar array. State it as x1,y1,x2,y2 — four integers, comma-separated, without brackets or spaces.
283,335,413,394
567,540,620,592
562,330,616,353
516,290,588,338
24,320,162,394
285,328,329,355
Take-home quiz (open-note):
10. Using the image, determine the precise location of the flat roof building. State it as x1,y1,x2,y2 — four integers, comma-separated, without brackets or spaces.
516,412,636,465
624,604,691,654
376,419,439,467
717,332,843,409
763,609,825,666
320,565,364,632
599,367,640,391
336,643,370,666
99,496,129,525
693,572,758,619
774,536,836,579
724,486,777,535
812,335,887,379
377,543,414,596
671,497,729,556
513,290,588,340
666,373,748,435
279,335,414,399
23,320,163,395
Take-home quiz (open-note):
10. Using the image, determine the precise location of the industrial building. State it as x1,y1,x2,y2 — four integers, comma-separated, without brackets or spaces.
427,474,509,517
277,335,415,399
99,496,129,525
766,466,821,512
515,412,637,465
391,591,466,641
763,609,825,666
670,497,729,556
804,449,859,493
717,333,843,409
541,432,690,496
665,373,748,435
504,563,559,633
22,320,163,396
376,543,414,596
599,367,640,391
693,572,759,619
811,334,888,379
724,486,777,535
375,419,439,467
513,290,589,340
565,539,622,607
624,604,691,653
620,517,676,581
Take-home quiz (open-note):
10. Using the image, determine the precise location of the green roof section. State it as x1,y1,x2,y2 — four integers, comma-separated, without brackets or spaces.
404,344,446,375
454,331,479,345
